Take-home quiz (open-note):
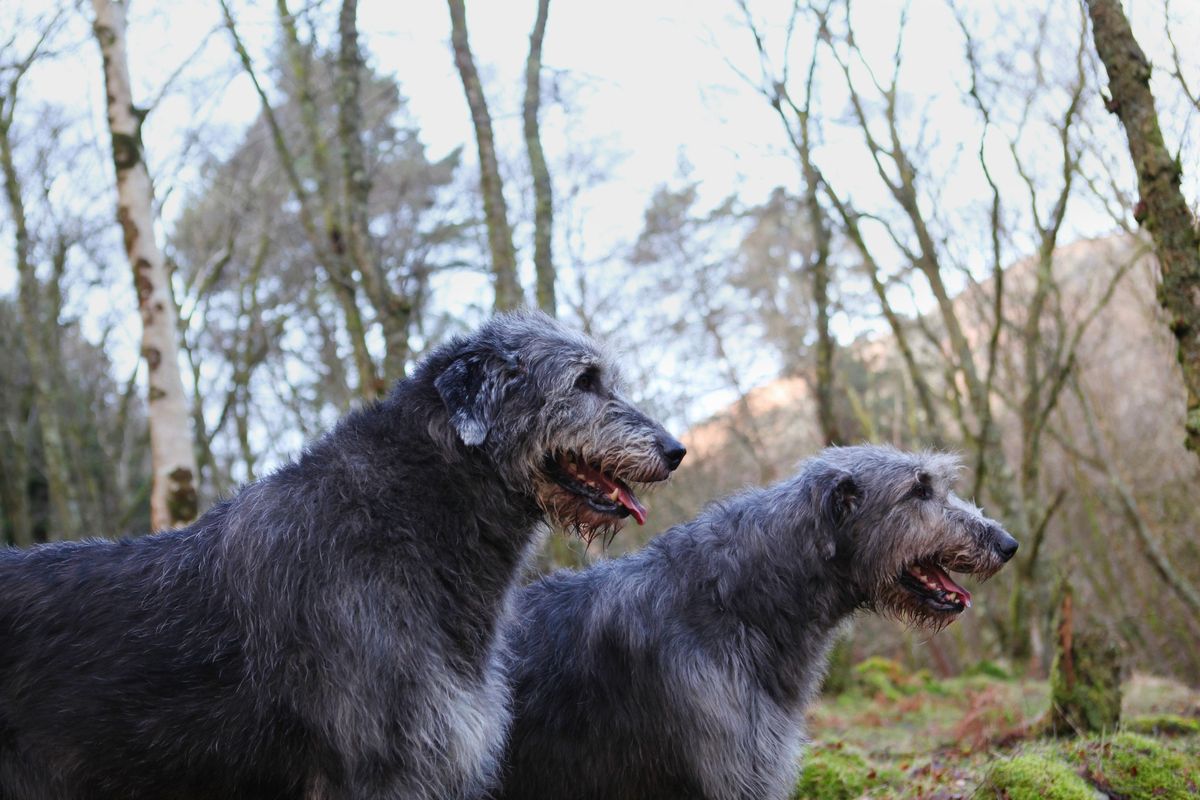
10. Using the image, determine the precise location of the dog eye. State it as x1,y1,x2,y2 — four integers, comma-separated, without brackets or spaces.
574,368,600,393
912,471,933,500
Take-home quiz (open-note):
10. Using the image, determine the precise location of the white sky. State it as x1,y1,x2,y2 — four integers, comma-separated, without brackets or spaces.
3,0,1199,434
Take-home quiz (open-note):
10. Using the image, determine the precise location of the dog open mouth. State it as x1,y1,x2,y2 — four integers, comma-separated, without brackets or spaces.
898,560,973,615
544,452,649,525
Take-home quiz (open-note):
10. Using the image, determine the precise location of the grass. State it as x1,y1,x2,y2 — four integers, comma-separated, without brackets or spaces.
793,666,1200,799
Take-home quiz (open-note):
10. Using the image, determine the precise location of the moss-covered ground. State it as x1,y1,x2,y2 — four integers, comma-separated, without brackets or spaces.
792,661,1200,799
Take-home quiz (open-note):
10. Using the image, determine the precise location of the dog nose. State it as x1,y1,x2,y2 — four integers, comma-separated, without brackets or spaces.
657,434,687,471
994,530,1019,562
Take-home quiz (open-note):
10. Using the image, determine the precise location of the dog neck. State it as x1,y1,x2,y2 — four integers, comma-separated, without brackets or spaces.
262,381,546,675
651,483,863,710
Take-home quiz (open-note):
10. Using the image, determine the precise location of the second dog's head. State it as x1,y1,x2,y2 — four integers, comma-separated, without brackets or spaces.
422,311,685,539
800,445,1018,629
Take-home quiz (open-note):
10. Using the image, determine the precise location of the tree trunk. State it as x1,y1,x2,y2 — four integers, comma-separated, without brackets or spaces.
221,0,382,400
1,88,81,541
275,0,382,398
0,440,34,547
805,175,838,446
448,0,521,311
1086,0,1200,456
524,0,555,316
1044,580,1123,736
92,0,198,530
338,0,412,381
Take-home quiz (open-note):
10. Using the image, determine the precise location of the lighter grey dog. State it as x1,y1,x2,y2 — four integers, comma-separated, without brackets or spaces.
496,445,1017,800
0,311,684,800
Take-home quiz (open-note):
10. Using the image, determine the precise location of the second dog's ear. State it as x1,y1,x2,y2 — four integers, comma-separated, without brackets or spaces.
435,353,515,447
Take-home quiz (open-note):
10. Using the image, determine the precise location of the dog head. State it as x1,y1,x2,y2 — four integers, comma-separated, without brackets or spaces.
428,311,685,540
805,446,1017,630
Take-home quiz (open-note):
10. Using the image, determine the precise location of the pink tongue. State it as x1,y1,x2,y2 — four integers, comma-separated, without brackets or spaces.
616,485,647,525
928,565,972,606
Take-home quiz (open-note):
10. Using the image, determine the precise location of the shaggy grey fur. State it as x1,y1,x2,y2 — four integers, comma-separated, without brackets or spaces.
0,311,683,800
496,445,1017,800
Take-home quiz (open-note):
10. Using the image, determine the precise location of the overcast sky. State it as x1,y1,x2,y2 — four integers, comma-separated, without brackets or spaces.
3,0,1198,425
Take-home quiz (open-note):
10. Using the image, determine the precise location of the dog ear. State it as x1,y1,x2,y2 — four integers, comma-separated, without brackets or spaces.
434,353,515,447
813,466,859,558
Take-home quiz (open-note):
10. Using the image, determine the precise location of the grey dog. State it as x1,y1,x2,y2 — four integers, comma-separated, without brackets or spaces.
0,311,684,800
495,445,1017,800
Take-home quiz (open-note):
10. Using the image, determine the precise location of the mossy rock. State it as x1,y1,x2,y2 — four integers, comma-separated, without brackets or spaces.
1124,714,1200,736
1072,732,1200,799
973,754,1095,800
793,745,894,800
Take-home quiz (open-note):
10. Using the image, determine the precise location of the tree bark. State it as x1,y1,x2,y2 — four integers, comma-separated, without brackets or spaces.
448,0,521,311
524,0,555,316
1086,0,1200,456
92,0,199,530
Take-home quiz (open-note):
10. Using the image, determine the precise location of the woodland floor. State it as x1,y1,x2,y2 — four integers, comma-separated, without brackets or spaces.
797,659,1200,799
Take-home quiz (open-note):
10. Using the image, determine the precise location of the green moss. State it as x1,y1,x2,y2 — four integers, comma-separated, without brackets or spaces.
973,754,1094,800
965,659,1012,681
793,745,895,800
1073,732,1200,798
1124,714,1200,736
821,634,855,696
850,657,912,701
910,668,947,695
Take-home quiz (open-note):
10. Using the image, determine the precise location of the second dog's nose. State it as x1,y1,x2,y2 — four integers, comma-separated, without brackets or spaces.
658,434,687,471
994,530,1019,562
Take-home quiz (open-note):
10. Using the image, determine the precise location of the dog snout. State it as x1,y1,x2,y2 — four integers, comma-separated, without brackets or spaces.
992,528,1019,562
656,433,687,472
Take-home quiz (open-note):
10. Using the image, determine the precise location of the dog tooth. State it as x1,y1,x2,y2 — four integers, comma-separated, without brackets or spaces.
609,488,620,501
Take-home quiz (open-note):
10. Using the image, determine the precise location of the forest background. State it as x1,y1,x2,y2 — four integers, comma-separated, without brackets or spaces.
2,0,1199,698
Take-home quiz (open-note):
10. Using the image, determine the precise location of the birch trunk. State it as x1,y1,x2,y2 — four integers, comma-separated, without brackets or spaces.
92,0,198,530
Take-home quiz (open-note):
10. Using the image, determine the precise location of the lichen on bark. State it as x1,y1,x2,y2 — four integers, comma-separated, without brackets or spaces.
1086,0,1200,457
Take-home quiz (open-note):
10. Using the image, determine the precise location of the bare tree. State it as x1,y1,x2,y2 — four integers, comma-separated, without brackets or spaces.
728,0,1142,668
1072,376,1200,618
447,0,521,311
91,0,197,531
0,15,82,539
731,0,841,445
1086,0,1200,458
337,0,412,381
219,0,378,398
524,0,556,316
